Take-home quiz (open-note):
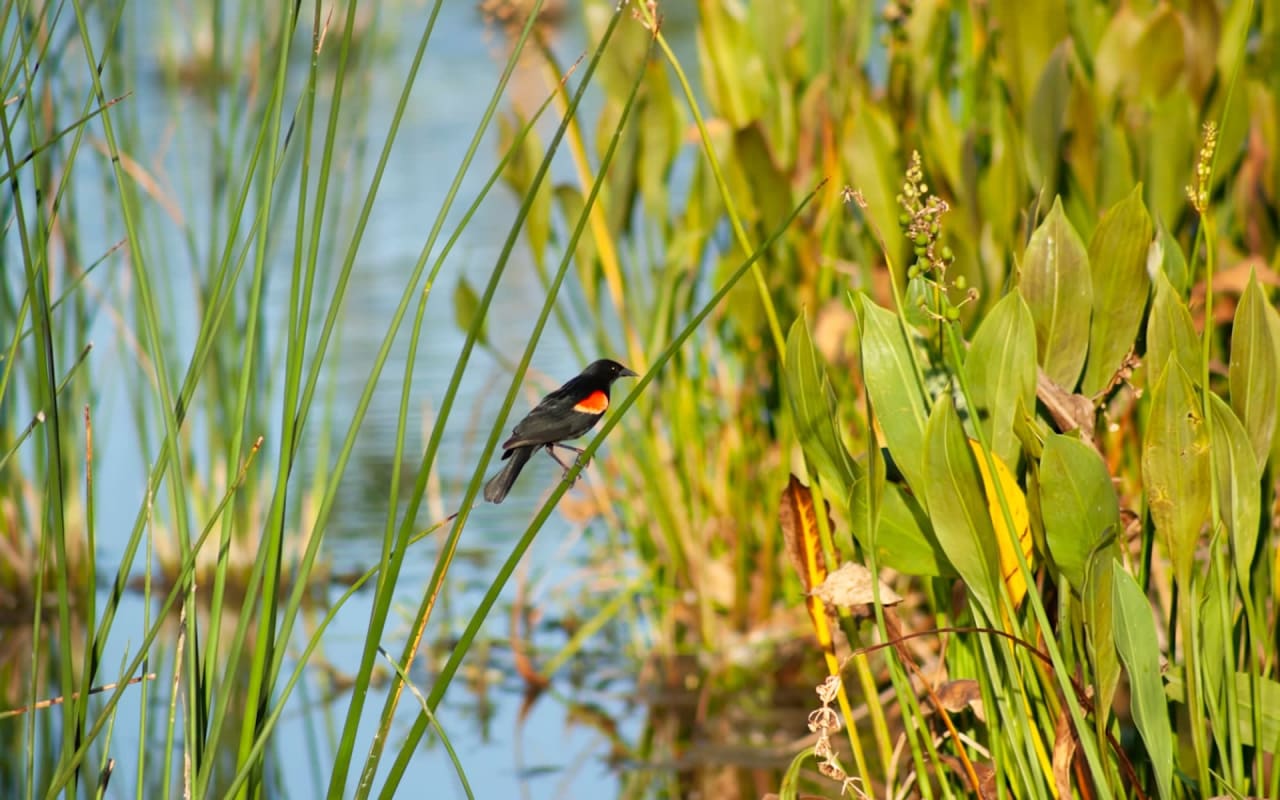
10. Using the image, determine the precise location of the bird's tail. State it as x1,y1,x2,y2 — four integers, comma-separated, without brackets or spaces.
484,446,534,504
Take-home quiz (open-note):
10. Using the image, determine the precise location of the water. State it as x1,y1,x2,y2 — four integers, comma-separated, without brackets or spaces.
48,2,696,797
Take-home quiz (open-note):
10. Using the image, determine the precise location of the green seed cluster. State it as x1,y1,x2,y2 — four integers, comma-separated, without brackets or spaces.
897,151,972,321
1186,121,1217,214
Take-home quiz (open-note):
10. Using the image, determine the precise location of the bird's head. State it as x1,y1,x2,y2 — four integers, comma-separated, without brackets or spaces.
584,359,638,383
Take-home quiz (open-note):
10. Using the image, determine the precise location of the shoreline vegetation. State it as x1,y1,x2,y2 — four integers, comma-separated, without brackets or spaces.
3,1,1278,798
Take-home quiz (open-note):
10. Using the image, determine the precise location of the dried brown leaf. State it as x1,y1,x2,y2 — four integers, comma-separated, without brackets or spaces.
811,561,902,608
1053,709,1077,800
779,475,831,593
934,678,982,715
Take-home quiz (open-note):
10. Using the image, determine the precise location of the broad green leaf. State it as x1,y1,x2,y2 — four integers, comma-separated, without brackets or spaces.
784,315,859,495
843,99,903,270
858,296,929,497
1165,671,1280,754
1208,395,1261,593
1040,434,1121,592
737,124,794,235
1093,8,1145,105
1097,120,1136,212
695,0,765,128
1081,185,1154,396
978,107,1027,259
1267,300,1280,469
497,113,551,268
989,0,1068,109
1112,566,1174,800
926,88,964,205
1200,559,1229,716
925,396,1000,620
1146,270,1200,385
1142,359,1210,582
1024,43,1070,197
967,292,1037,467
1144,92,1196,230
849,475,948,577
634,70,683,226
1229,271,1278,469
554,185,601,308
1018,196,1092,390
1083,552,1120,732
1182,0,1221,100
1133,6,1186,101
1157,219,1191,296
1013,393,1051,461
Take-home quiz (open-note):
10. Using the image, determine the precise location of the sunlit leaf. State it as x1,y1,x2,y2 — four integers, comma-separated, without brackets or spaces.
1024,43,1070,198
1144,92,1196,230
1112,566,1174,800
1200,559,1229,715
843,99,903,268
1084,552,1120,732
858,295,930,497
1133,6,1186,101
1157,219,1191,296
1093,8,1145,105
1182,0,1221,100
779,475,830,598
850,472,950,577
1208,395,1262,594
968,292,1037,467
1081,185,1154,397
989,0,1068,109
1267,300,1280,469
925,396,1000,620
969,439,1034,607
1097,120,1136,211
1142,358,1210,582
1018,196,1091,390
1146,270,1200,385
1229,271,1279,469
695,0,765,128
784,315,859,495
554,185,600,309
1040,434,1120,592
497,112,551,267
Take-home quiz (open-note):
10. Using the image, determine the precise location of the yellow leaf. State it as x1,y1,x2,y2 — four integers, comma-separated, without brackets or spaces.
968,440,1034,605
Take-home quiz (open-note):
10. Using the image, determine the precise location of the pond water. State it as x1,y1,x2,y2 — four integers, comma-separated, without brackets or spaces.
60,1,700,797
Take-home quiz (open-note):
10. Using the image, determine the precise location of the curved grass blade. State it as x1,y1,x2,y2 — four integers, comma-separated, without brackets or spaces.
1112,566,1174,800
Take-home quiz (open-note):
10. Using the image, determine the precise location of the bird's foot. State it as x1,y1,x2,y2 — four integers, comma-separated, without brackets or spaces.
546,445,588,483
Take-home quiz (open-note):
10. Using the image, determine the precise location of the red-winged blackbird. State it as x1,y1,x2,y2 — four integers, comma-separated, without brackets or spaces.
483,359,638,504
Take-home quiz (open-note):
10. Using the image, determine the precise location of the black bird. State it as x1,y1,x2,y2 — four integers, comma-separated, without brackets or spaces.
483,359,638,503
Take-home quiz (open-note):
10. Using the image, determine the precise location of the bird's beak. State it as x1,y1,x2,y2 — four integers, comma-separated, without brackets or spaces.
621,367,638,378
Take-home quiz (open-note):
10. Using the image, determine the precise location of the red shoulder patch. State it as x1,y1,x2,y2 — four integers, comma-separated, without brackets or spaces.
573,389,609,414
